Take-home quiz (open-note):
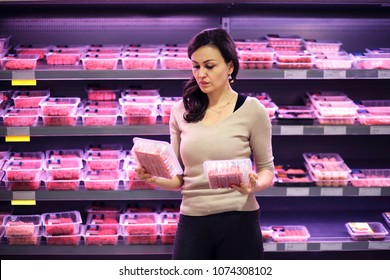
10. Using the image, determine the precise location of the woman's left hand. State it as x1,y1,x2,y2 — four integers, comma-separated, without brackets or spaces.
231,172,258,195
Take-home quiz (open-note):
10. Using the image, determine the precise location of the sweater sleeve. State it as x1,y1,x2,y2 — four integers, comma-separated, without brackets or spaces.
249,98,275,173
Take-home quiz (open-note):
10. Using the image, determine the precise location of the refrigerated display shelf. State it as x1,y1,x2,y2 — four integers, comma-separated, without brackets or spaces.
1,124,389,137
1,187,390,202
0,69,389,81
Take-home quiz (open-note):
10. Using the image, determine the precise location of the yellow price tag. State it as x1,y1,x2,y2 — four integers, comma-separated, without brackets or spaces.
5,135,30,142
11,79,37,86
11,200,36,206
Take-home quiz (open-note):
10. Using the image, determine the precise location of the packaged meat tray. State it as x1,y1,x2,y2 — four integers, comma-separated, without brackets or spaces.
235,40,268,50
308,170,350,187
45,158,83,180
51,45,89,53
350,169,390,187
160,55,192,70
310,95,353,105
122,114,158,125
303,39,342,53
382,212,390,228
303,152,344,164
160,212,179,244
274,173,313,187
314,111,356,125
5,226,42,245
86,213,120,231
131,137,183,179
4,215,41,237
261,226,273,241
238,48,275,61
40,97,80,116
119,98,158,116
160,97,182,115
0,35,11,53
357,111,390,125
46,149,84,160
83,224,119,246
121,88,160,103
82,108,119,126
239,60,273,69
270,225,310,242
315,55,354,70
360,100,390,114
12,90,50,108
121,53,159,70
314,101,358,117
276,51,314,63
41,211,82,236
276,108,315,125
275,164,307,175
354,56,390,69
305,161,351,180
346,222,388,241
120,213,159,245
44,230,82,245
81,53,120,70
44,176,81,191
266,34,302,46
46,51,83,65
2,108,39,127
15,45,51,60
263,102,278,119
4,171,43,191
203,158,252,189
1,54,39,70
83,170,122,191
86,86,120,101
4,160,43,181
42,115,78,126
85,150,122,171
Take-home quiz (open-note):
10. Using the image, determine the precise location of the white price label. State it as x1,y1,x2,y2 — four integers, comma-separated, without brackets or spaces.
284,70,307,79
323,70,346,79
324,126,346,135
368,241,390,250
320,242,343,251
285,243,307,251
358,188,381,196
263,242,277,252
280,126,304,135
378,70,390,79
370,126,390,135
286,188,310,196
320,188,343,196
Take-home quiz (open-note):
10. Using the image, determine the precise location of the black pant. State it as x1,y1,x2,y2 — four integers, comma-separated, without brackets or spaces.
172,209,264,260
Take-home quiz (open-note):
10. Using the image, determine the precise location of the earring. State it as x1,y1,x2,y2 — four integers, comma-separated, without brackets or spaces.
228,74,233,83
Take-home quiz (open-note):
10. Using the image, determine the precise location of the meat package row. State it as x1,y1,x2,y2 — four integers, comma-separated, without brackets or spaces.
1,34,390,70
2,210,389,245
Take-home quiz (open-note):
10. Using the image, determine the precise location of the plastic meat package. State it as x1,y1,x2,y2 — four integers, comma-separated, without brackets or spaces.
203,158,252,189
131,137,183,179
346,222,388,241
270,225,311,242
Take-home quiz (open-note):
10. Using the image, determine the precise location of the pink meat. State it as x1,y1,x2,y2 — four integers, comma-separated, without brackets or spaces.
42,106,74,116
9,181,40,191
125,235,157,245
88,91,117,101
134,150,173,179
4,60,36,70
46,235,80,245
5,221,35,236
124,116,156,125
45,217,76,235
239,61,273,69
4,116,37,127
47,181,78,191
162,58,192,69
84,116,117,126
8,236,40,245
46,54,80,65
84,60,117,70
122,59,157,70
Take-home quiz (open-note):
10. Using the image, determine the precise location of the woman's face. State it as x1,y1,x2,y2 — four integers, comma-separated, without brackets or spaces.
190,45,233,95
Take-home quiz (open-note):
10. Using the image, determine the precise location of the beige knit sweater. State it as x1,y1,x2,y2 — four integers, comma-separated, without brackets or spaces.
170,96,274,216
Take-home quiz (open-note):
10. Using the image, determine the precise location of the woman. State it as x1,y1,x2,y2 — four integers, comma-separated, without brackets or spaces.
136,28,274,259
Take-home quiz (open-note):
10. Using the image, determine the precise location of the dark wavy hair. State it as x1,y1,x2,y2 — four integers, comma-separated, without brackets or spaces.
183,28,239,123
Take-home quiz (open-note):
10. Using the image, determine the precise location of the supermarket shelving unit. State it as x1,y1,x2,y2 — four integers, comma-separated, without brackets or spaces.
0,0,390,259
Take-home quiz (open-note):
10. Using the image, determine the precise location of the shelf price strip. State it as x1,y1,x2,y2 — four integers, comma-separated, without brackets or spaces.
11,70,36,86
11,191,36,206
323,70,346,79
5,127,30,142
284,70,307,79
378,70,390,79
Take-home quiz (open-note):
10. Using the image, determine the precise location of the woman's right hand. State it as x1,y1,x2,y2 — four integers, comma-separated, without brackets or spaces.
134,167,157,183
